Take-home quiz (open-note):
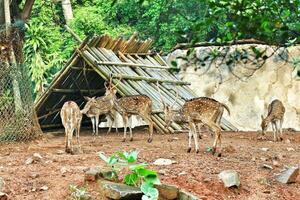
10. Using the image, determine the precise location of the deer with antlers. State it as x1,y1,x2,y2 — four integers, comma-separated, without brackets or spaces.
157,83,230,154
261,99,285,142
60,101,83,153
81,81,119,137
105,79,154,143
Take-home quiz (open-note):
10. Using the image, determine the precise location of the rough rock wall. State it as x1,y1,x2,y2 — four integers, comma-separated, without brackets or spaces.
167,45,300,131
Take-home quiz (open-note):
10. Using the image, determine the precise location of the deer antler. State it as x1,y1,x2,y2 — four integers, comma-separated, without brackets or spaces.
110,75,122,90
156,82,166,110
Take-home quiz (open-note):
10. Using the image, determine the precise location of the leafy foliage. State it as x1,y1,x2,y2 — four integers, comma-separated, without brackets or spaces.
23,0,300,97
98,150,160,200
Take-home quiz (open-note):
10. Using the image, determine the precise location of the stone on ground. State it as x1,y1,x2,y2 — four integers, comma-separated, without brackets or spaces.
85,167,102,182
99,180,142,200
178,189,199,200
218,170,241,188
153,158,176,166
275,166,299,184
155,184,178,200
33,153,43,162
25,157,34,165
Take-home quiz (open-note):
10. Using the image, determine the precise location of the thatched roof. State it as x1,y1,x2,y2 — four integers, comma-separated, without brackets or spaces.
34,34,237,133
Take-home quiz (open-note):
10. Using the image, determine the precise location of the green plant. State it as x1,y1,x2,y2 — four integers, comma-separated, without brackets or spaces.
69,185,91,200
98,150,160,200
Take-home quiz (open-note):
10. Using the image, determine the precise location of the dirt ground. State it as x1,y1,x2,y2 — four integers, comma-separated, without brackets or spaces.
0,128,299,200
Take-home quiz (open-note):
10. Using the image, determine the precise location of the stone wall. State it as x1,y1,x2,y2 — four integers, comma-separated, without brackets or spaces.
167,44,300,131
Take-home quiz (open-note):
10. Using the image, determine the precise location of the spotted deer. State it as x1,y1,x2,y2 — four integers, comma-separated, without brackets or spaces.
81,81,119,137
60,101,83,153
157,84,230,154
105,82,154,143
261,99,285,142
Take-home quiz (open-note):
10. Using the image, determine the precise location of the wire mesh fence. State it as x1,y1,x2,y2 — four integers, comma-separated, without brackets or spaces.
0,27,42,142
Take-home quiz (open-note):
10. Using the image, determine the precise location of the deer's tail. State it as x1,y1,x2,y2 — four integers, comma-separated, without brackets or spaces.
221,103,230,116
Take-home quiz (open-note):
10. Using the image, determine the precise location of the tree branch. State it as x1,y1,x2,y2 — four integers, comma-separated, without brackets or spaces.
21,0,35,21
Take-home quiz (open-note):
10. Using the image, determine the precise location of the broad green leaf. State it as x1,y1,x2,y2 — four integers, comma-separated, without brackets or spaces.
124,173,139,186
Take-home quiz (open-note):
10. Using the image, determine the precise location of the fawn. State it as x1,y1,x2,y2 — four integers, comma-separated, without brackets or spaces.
261,99,285,142
60,101,83,153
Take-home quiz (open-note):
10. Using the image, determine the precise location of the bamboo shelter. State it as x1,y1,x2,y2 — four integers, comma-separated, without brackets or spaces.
35,34,237,133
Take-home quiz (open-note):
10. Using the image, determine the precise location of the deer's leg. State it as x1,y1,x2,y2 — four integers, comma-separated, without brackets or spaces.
144,114,153,143
115,114,119,134
207,121,222,155
272,121,277,142
279,118,284,141
95,115,100,137
106,114,113,135
197,123,202,139
91,117,95,136
65,128,69,153
191,122,199,153
187,121,194,153
129,116,133,141
122,114,128,142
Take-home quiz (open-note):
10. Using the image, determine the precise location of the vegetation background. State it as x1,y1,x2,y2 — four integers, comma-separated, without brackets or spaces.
23,0,300,97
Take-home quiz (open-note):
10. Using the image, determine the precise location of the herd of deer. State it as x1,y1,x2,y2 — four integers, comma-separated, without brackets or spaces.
60,78,285,155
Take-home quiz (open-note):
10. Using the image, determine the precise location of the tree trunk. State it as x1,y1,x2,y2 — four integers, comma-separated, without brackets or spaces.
61,0,73,24
2,0,23,112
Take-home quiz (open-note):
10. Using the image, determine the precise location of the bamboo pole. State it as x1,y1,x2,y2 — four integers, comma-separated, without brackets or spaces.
51,88,104,93
95,60,169,69
64,25,82,43
111,74,190,85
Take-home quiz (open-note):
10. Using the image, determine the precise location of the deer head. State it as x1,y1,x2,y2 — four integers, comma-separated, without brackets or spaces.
156,82,179,129
81,96,97,114
260,115,269,134
104,75,121,99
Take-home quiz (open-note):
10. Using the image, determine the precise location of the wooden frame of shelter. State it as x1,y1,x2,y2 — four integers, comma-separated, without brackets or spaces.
34,34,237,134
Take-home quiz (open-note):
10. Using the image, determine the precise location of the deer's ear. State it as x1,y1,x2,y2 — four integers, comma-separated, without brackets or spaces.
84,96,91,101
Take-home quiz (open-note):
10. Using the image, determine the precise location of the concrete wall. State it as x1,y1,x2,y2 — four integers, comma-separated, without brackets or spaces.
167,45,300,131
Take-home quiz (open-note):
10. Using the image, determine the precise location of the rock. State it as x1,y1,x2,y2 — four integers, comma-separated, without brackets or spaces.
100,168,118,181
56,150,64,155
85,167,102,182
30,173,39,179
168,137,179,142
261,148,269,152
275,166,299,184
155,184,178,200
218,170,241,188
60,167,68,177
158,169,167,175
178,189,199,200
272,160,280,167
285,139,291,144
33,153,43,162
153,158,176,166
25,157,34,165
40,185,48,191
0,177,4,192
99,180,143,200
0,192,8,200
178,171,187,176
286,147,295,152
262,164,273,170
